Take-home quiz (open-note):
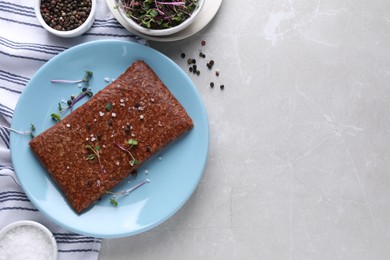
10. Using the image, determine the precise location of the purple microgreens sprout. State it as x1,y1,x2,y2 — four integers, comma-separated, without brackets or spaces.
51,70,93,85
58,88,93,114
0,124,36,138
114,139,139,166
85,145,105,175
107,179,150,207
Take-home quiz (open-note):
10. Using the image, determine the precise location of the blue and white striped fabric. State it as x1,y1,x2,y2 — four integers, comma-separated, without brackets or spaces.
0,0,143,259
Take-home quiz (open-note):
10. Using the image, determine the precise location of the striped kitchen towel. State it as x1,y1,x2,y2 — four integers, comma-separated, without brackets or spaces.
0,0,144,259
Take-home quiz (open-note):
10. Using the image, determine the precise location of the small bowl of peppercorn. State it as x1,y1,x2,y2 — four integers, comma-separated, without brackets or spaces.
116,0,204,37
35,0,96,38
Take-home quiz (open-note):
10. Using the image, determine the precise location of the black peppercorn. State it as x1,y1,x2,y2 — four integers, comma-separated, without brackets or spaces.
40,0,92,31
125,125,131,134
207,60,215,69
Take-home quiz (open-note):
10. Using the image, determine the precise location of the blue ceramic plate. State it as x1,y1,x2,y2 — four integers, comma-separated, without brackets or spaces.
10,40,209,238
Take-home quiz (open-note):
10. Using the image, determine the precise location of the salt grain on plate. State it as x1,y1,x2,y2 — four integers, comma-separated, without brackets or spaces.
0,225,54,260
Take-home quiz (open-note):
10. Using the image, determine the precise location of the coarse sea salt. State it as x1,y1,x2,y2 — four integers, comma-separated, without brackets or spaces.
0,225,54,260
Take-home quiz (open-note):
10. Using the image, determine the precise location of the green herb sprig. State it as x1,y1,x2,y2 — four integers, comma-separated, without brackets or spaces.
51,113,61,122
0,124,36,138
114,139,139,166
85,145,105,175
119,0,198,29
51,70,93,85
51,88,93,123
50,70,94,122
61,88,93,113
107,179,150,207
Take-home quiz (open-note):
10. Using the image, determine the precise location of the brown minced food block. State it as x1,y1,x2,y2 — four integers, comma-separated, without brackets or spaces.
29,60,194,214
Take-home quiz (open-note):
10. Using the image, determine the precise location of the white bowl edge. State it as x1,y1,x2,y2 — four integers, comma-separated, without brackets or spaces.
0,220,58,260
34,0,96,38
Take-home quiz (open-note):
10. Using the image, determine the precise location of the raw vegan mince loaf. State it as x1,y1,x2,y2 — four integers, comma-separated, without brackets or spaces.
29,60,194,214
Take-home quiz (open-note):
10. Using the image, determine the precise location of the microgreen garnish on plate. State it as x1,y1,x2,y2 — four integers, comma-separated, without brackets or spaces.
59,88,93,113
51,113,61,122
51,88,93,123
119,0,199,29
114,139,139,166
51,70,93,85
85,144,105,175
50,70,94,123
107,179,150,207
0,124,36,138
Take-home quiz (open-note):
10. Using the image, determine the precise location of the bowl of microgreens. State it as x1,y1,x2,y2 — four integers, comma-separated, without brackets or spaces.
116,0,204,36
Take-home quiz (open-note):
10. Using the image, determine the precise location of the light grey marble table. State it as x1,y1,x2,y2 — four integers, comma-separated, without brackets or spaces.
99,1,390,259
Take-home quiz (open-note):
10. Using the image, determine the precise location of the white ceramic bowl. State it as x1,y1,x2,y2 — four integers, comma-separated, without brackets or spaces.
0,220,58,260
116,0,204,36
35,0,96,38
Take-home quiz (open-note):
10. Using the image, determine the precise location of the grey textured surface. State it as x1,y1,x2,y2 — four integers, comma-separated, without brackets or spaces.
100,1,390,259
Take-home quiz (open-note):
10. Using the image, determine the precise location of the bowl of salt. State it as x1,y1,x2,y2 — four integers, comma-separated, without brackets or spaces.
0,220,57,260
